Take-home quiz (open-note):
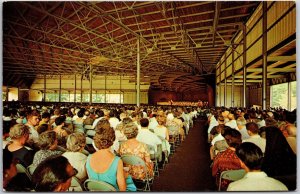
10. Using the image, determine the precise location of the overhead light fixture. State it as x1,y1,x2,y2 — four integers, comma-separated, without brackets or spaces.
196,43,202,48
171,46,176,50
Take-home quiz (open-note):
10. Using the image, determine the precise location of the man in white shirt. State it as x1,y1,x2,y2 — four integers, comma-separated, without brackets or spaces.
243,122,266,153
227,142,288,191
108,110,120,130
25,110,40,145
148,113,158,130
236,117,250,140
91,109,105,129
136,118,162,154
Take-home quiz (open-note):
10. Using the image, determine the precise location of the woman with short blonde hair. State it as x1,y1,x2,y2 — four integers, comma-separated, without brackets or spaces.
5,124,34,167
66,132,86,152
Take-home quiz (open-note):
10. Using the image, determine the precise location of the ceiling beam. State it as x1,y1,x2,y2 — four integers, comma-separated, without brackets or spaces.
212,2,221,47
267,56,296,62
235,75,285,79
247,67,296,73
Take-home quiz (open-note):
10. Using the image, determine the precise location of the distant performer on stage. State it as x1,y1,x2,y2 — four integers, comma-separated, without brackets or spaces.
197,100,203,107
170,99,173,106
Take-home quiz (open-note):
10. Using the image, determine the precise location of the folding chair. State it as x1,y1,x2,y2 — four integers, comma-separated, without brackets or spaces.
167,125,180,154
85,125,96,137
27,164,36,176
83,179,116,191
157,136,169,168
16,163,32,181
68,176,84,191
147,144,162,177
73,123,85,133
218,169,246,191
121,155,152,191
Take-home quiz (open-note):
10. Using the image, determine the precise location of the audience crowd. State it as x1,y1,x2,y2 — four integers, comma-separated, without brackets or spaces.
2,102,296,191
207,106,296,191
2,102,197,191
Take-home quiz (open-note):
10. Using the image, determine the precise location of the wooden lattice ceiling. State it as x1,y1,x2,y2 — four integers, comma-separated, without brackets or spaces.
3,1,260,92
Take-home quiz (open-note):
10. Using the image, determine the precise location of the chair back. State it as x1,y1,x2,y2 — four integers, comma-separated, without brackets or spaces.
68,176,83,191
27,164,36,175
218,169,246,191
83,179,116,191
146,143,162,162
121,155,147,166
74,124,85,133
146,144,156,160
150,144,163,162
121,155,151,191
16,163,32,180
167,124,178,132
167,124,179,136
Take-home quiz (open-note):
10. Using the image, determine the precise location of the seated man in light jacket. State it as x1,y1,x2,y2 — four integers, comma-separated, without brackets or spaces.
227,142,288,191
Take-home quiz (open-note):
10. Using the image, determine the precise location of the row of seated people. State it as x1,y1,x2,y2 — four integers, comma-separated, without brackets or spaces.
3,104,198,191
206,107,296,191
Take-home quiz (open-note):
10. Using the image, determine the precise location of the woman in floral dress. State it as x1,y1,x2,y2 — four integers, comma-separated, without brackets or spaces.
119,122,154,180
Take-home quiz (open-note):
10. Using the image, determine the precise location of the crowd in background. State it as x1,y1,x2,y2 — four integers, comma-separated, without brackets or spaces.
2,102,197,191
206,106,296,191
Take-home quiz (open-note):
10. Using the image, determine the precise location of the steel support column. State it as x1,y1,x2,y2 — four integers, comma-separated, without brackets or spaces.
120,75,122,104
6,86,9,101
59,74,62,102
243,24,247,108
215,78,218,106
219,67,221,106
18,87,20,101
224,53,227,107
262,1,268,109
43,74,46,102
136,37,141,107
80,75,83,102
104,75,107,103
89,64,93,105
74,74,77,102
231,46,235,107
288,82,291,111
